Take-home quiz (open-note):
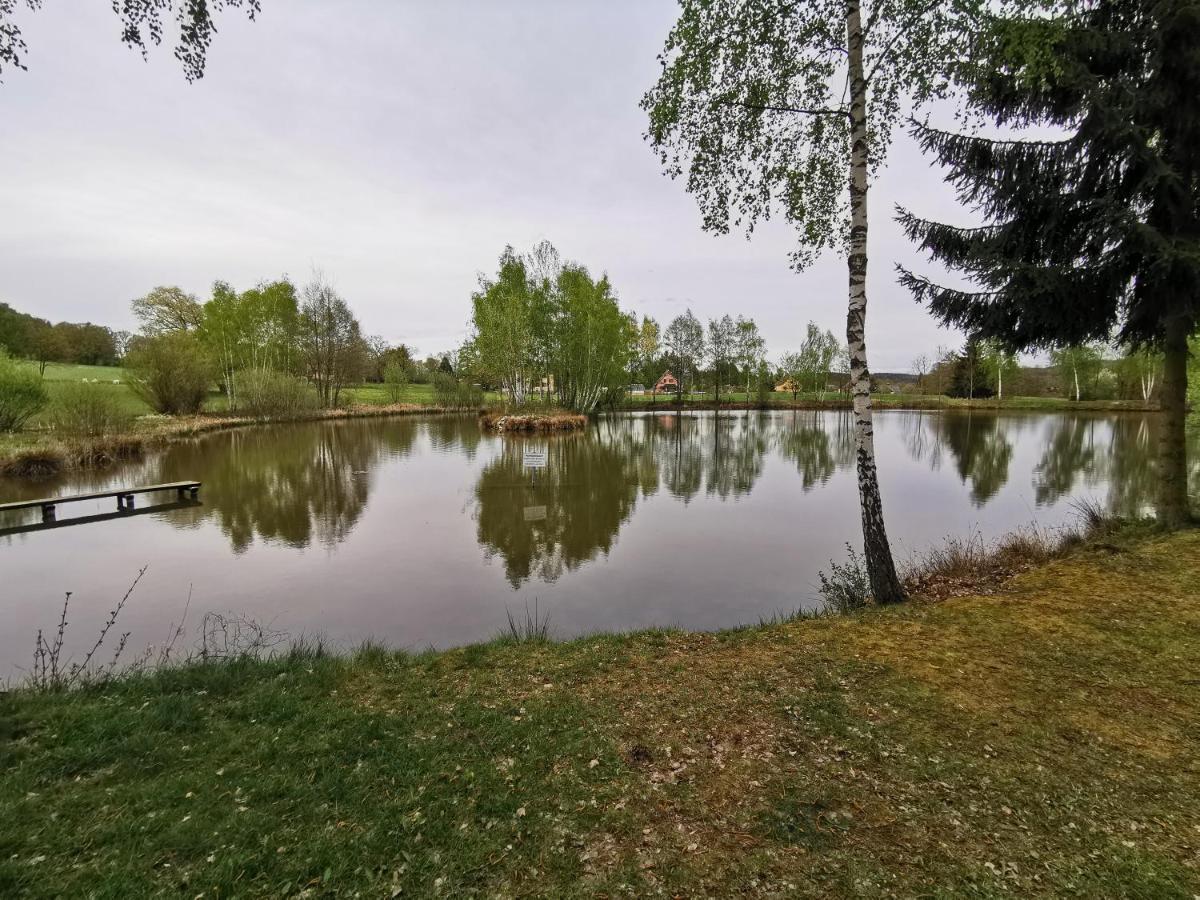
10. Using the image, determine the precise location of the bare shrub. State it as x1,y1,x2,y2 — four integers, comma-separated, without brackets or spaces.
29,567,147,691
198,612,287,661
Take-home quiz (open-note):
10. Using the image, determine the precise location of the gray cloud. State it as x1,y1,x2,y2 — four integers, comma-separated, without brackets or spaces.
1,0,979,369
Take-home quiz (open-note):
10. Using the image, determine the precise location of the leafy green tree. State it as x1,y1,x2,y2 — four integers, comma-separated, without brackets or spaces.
470,248,541,405
240,279,300,373
777,351,805,401
637,316,661,381
57,322,118,365
1049,345,1104,403
980,340,1019,401
29,322,67,376
0,302,37,356
899,0,1200,526
1115,347,1163,403
132,285,203,336
199,278,299,411
948,339,991,399
469,243,634,412
734,316,765,398
548,264,633,412
1,0,263,82
707,314,738,405
382,360,408,403
664,310,705,397
799,323,840,399
644,0,981,601
125,331,213,415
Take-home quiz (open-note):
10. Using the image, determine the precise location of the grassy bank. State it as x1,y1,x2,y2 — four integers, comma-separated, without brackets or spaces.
2,526,1198,896
0,403,445,479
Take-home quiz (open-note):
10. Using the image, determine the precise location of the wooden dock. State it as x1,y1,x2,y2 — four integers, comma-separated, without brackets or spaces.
0,481,201,522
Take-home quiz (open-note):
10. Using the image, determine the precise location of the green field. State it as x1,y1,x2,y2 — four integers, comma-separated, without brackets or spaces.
14,362,457,420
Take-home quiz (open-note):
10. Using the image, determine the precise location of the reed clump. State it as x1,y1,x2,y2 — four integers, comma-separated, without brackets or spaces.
0,435,145,478
479,410,587,433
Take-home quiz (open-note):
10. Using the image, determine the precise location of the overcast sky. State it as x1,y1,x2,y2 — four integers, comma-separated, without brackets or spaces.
1,0,982,371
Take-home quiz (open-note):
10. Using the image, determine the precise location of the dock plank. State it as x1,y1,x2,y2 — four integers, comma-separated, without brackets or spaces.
0,481,201,514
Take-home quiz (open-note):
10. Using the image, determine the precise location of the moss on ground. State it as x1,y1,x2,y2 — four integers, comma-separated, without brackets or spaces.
2,529,1198,897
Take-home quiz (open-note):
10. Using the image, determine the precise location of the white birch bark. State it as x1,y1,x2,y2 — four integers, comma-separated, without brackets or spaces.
846,0,904,604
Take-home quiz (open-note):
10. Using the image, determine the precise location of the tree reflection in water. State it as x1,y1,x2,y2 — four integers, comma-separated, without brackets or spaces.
154,419,419,552
125,411,1194,579
473,412,773,585
473,430,653,586
902,412,1016,506
1034,417,1099,505
778,410,855,490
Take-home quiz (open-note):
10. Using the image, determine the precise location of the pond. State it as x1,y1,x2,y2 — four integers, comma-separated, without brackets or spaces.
1,410,1193,677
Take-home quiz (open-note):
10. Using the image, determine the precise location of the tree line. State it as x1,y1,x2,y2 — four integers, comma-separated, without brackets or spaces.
0,303,124,372
463,241,786,413
123,276,449,416
914,340,1180,404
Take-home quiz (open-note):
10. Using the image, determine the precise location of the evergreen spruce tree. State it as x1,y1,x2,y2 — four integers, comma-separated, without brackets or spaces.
899,0,1200,526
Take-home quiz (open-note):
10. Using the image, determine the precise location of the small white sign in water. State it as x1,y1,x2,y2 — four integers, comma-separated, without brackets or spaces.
523,449,547,469
523,505,547,522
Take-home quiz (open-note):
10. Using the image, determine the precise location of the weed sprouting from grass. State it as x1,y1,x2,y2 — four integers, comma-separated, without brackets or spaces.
29,566,148,691
816,544,873,614
756,607,827,628
501,600,552,644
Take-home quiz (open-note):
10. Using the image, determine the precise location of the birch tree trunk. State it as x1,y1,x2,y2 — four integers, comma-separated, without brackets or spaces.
846,0,904,604
1156,315,1193,527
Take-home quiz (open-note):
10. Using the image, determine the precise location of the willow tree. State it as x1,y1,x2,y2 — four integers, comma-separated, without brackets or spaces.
644,0,982,603
899,1,1199,525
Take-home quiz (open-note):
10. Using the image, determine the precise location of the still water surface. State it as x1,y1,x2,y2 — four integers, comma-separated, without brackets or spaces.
1,410,1191,676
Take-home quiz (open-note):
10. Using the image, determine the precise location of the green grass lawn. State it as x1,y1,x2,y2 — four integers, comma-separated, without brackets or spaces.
343,382,439,406
2,528,1198,897
19,361,128,383
13,362,452,422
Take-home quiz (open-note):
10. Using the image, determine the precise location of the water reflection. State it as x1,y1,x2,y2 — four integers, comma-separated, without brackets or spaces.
474,429,654,586
1034,417,1100,506
3,410,1199,674
4,410,1195,565
778,410,854,490
151,420,419,552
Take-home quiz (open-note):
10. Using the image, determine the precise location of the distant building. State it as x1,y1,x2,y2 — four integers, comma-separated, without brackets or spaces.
628,383,646,395
652,371,680,394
